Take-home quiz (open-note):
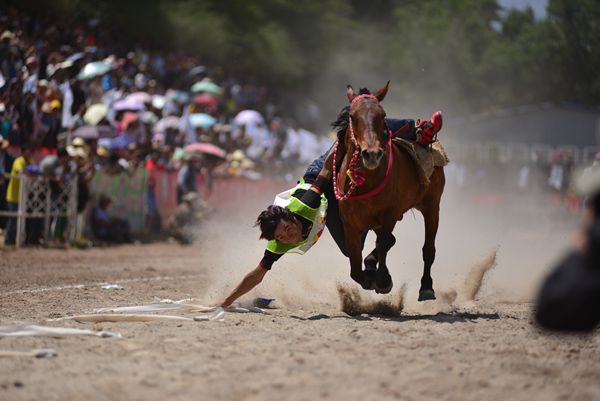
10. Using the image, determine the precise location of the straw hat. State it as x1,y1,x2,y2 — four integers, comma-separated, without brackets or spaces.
97,146,109,157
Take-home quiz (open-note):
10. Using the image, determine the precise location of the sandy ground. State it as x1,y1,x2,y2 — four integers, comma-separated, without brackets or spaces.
1,195,599,401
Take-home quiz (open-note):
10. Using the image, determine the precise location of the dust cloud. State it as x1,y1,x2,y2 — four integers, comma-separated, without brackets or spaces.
192,174,575,315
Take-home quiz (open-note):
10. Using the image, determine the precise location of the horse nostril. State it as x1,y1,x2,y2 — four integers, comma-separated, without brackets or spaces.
361,149,370,160
376,150,384,160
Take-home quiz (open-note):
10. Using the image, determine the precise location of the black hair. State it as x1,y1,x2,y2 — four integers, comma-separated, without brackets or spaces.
255,205,296,240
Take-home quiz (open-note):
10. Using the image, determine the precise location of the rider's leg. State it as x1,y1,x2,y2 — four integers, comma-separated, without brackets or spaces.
385,112,443,146
415,111,443,146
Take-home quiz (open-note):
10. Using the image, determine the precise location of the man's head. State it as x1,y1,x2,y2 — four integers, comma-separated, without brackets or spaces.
57,147,69,165
99,195,112,210
21,145,33,161
255,205,303,244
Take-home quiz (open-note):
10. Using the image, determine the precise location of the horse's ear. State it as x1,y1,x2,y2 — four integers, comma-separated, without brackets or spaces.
374,81,390,102
346,85,356,103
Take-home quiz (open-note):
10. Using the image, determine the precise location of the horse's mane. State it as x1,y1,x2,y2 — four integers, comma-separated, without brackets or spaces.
330,88,372,140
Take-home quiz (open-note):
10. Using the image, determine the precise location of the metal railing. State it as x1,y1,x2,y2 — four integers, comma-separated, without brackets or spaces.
0,175,78,247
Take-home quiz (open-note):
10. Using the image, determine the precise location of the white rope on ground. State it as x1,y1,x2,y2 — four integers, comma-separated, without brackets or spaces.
40,300,265,324
50,314,196,323
0,324,121,338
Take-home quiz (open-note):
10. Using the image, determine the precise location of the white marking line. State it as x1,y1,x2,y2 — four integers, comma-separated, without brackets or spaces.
2,274,203,296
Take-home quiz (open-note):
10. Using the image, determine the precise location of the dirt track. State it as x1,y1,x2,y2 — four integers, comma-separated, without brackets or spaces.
0,241,599,401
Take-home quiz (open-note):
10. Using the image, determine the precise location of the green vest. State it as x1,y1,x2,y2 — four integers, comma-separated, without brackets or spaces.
266,182,328,255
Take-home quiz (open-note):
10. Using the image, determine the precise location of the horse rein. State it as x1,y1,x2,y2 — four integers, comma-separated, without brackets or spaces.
333,94,393,201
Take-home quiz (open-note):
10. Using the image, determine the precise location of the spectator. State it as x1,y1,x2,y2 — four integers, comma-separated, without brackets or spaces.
0,138,15,230
535,165,600,331
39,147,72,242
176,153,199,204
5,145,33,245
90,195,131,243
167,191,202,245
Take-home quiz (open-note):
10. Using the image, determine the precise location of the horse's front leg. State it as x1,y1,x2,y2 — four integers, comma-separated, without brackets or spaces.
345,226,374,290
374,231,396,294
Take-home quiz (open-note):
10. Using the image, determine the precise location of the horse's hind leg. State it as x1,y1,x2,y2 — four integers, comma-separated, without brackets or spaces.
418,168,445,301
374,232,396,294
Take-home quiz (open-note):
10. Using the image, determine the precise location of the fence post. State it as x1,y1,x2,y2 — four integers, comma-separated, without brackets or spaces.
44,178,52,244
67,175,78,243
15,175,27,248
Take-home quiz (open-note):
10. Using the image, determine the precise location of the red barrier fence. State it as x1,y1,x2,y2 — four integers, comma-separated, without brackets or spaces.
154,172,290,226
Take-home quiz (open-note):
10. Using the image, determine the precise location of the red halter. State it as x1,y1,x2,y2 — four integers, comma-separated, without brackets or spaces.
333,94,393,201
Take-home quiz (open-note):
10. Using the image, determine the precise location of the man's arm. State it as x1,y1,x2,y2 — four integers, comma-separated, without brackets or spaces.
219,263,269,307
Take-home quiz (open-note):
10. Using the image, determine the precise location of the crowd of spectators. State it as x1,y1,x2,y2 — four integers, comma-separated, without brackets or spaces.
0,7,330,246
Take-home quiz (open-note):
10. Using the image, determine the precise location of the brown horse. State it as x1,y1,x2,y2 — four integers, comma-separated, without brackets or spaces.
334,82,445,301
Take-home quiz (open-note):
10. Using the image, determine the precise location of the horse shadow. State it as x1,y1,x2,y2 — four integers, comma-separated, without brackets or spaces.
290,311,500,324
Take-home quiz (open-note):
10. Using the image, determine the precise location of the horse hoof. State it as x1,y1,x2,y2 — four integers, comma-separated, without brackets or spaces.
375,281,393,294
364,255,378,272
375,273,393,294
418,289,436,301
360,270,377,291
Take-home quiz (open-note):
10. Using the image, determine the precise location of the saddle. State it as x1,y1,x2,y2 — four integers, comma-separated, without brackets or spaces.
392,138,449,189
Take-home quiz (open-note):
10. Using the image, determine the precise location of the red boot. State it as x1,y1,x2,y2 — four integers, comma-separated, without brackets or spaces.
416,111,442,146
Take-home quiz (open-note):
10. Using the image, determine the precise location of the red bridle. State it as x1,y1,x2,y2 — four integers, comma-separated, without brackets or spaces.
333,94,393,201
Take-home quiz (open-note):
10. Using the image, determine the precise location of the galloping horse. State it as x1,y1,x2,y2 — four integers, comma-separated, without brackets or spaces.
334,82,445,301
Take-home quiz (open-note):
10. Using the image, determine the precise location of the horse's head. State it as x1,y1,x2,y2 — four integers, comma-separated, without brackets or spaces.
346,82,389,170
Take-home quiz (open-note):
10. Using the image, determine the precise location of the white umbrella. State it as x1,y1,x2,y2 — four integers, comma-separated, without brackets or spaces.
126,91,152,104
155,116,180,133
233,110,264,126
83,103,108,125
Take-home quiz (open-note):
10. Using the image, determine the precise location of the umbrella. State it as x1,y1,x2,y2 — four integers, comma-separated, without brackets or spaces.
126,91,152,104
99,134,135,150
141,111,158,125
189,113,216,128
120,112,139,131
155,116,180,133
165,89,189,104
67,52,85,63
190,80,222,95
152,95,166,110
233,109,264,126
73,125,118,140
193,93,218,108
188,65,207,77
114,98,145,112
185,143,226,159
77,61,111,80
83,103,108,125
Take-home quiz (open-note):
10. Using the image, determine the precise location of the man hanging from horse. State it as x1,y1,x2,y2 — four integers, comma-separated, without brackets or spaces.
218,83,443,307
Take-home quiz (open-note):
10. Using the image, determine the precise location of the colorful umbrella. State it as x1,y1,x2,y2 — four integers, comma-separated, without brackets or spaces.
189,113,216,128
193,93,218,108
165,89,189,104
73,125,118,140
83,103,108,125
190,80,222,95
184,143,226,159
77,61,111,80
155,116,180,133
99,134,135,150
